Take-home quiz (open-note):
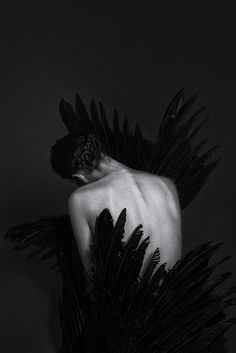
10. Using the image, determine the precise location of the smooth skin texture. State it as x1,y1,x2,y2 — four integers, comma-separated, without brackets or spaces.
68,155,182,277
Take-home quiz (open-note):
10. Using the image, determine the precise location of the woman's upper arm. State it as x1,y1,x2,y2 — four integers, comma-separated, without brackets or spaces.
68,192,92,272
68,192,89,236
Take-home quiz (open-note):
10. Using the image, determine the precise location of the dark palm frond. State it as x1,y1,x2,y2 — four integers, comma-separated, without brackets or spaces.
112,109,121,161
58,258,86,353
59,99,79,134
4,215,73,269
161,88,185,123
90,98,103,138
4,207,236,352
118,235,151,322
90,209,153,321
24,247,50,261
113,109,120,133
102,208,126,280
4,213,88,351
86,209,236,353
136,262,168,324
59,90,220,209
99,101,115,158
179,159,221,208
136,242,236,353
112,223,144,295
60,94,153,170
154,90,221,208
75,94,94,134
89,208,114,288
120,248,160,322
90,208,126,314
153,114,210,176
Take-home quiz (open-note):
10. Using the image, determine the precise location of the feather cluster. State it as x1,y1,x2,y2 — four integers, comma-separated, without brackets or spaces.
59,90,220,208
5,209,236,353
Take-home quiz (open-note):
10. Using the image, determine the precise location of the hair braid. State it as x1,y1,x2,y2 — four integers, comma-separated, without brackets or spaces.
50,133,101,179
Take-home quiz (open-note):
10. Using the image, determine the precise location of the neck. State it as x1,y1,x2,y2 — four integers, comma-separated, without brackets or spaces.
72,156,131,185
97,156,130,176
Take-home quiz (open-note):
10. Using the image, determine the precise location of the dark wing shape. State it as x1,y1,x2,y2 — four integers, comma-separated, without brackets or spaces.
152,89,221,209
87,209,236,353
136,242,236,353
60,95,155,171
58,249,86,353
59,91,220,209
4,209,236,352
4,214,87,294
90,98,153,170
4,215,73,268
4,214,87,352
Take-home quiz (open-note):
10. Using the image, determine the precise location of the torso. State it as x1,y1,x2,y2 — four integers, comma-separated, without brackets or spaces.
69,168,182,272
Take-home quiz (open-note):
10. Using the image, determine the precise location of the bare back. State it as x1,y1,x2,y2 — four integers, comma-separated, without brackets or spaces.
68,169,182,274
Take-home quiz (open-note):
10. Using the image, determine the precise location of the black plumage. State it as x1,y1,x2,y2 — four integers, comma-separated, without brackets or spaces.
59,90,220,208
4,209,236,353
3,91,235,352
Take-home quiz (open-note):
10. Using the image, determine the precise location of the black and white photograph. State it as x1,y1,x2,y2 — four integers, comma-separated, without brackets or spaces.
1,3,236,352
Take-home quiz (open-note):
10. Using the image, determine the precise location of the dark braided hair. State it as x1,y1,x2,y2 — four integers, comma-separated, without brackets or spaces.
50,133,101,179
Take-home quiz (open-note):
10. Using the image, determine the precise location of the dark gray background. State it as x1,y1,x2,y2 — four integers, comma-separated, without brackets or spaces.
0,2,236,352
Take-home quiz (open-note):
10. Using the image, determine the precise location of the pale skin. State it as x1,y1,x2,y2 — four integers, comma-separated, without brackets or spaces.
68,153,182,277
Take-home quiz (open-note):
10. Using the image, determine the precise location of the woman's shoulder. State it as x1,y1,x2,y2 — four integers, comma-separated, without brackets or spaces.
157,175,178,194
68,182,103,209
132,169,178,193
157,176,181,216
137,172,180,209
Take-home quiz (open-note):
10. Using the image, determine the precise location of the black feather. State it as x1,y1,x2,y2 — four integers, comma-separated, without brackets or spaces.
58,91,220,209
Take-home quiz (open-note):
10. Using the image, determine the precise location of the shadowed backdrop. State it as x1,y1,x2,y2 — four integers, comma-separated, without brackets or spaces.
0,2,236,352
